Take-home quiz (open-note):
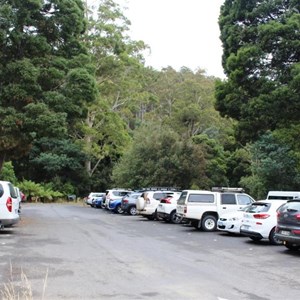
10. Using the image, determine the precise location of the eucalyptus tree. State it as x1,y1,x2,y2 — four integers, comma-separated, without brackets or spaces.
215,0,300,143
79,0,152,178
0,0,96,174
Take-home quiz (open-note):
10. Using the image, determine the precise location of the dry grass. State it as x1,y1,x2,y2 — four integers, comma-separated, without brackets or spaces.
0,262,48,300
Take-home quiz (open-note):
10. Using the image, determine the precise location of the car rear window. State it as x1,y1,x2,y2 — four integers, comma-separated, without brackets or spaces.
248,203,271,213
282,201,300,211
177,191,188,205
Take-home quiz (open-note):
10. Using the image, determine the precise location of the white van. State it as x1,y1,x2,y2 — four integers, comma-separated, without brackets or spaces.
266,191,300,200
0,181,20,228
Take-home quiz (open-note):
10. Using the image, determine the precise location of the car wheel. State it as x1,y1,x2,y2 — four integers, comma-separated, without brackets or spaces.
154,210,163,221
269,228,283,245
284,242,300,251
116,205,124,214
201,215,217,232
170,210,181,224
129,206,137,216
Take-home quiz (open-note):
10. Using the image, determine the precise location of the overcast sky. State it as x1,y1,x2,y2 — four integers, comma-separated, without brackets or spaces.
117,0,226,78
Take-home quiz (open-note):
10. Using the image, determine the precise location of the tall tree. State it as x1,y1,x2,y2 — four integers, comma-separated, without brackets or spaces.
215,0,300,143
0,0,91,171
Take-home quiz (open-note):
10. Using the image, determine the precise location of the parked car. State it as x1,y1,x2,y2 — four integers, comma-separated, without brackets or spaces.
0,181,20,228
136,190,179,220
157,192,182,223
176,187,255,231
267,191,300,201
91,193,106,208
121,192,142,216
105,189,132,213
217,205,251,234
275,199,300,250
240,200,287,245
86,193,105,207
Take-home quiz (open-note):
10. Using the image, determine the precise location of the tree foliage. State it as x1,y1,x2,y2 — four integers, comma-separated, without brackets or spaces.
216,0,300,143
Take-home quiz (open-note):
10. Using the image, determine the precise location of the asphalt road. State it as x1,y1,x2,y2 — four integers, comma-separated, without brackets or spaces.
0,203,300,300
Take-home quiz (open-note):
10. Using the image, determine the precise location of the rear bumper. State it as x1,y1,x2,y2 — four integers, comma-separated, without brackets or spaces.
275,233,300,245
240,229,263,239
0,217,20,227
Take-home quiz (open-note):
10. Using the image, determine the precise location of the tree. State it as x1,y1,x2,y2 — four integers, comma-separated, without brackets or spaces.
0,0,91,171
241,132,300,198
112,123,208,189
215,0,300,143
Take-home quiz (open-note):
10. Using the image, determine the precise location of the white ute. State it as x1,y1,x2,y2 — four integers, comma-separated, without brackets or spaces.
176,187,255,231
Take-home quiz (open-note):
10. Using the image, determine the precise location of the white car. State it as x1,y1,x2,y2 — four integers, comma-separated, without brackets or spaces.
0,181,20,228
136,190,178,220
217,206,250,234
85,192,105,206
157,192,182,223
240,200,287,245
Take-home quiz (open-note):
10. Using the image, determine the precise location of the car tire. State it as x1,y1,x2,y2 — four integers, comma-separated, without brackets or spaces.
201,215,217,232
284,242,300,251
269,227,283,245
170,210,181,224
129,206,137,216
116,205,124,214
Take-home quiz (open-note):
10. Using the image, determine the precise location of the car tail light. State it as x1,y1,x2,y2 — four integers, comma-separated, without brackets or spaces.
6,197,12,212
184,207,187,214
123,199,128,203
292,230,300,235
295,214,300,221
161,198,172,204
253,213,270,219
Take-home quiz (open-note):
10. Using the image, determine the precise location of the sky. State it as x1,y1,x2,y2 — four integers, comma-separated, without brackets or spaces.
117,0,226,78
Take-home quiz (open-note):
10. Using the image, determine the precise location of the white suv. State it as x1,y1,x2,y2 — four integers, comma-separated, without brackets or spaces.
176,187,255,231
136,190,179,220
0,181,20,228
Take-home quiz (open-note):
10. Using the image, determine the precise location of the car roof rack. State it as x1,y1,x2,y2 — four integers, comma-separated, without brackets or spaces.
211,187,245,193
139,187,180,191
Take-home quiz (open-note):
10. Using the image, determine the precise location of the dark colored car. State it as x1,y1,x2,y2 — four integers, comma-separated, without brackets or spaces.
121,192,142,216
276,199,300,250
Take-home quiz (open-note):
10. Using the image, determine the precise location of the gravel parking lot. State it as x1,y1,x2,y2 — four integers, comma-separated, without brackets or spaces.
0,203,300,300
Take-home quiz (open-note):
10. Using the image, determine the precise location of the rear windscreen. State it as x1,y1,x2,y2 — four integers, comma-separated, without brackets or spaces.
248,203,271,213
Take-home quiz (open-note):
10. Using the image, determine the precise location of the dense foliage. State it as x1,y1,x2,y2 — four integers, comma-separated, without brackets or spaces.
0,0,299,199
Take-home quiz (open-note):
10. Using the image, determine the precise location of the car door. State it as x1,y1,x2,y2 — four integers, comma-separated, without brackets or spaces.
219,193,239,215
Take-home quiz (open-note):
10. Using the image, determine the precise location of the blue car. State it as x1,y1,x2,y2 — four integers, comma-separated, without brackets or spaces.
90,193,105,208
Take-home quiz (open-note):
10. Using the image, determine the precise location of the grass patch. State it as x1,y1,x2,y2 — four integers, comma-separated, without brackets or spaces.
0,262,48,300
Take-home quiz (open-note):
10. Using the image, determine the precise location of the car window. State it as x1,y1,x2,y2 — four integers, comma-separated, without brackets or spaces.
177,191,188,205
237,195,253,205
188,194,214,203
221,194,236,205
281,201,300,211
153,192,165,200
248,203,271,213
8,183,17,198
0,184,4,198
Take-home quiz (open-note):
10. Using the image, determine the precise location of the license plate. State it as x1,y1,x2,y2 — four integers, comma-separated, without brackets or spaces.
241,225,250,230
280,230,290,236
